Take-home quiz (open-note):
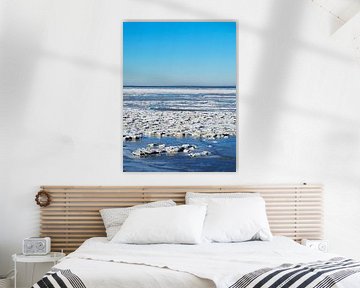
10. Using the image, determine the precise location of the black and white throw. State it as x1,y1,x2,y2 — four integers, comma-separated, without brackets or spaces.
32,268,86,288
229,257,360,288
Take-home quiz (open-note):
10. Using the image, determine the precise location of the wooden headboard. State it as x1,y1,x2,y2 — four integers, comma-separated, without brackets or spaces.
39,184,323,253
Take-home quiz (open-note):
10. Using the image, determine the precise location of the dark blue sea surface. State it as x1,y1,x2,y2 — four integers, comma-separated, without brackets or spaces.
123,136,236,172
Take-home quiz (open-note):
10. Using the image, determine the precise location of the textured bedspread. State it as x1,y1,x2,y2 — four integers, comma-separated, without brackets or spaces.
229,258,360,288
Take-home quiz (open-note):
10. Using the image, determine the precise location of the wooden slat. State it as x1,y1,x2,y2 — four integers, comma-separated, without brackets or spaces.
39,184,323,253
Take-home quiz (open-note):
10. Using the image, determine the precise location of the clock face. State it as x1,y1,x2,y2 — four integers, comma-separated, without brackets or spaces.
36,241,45,250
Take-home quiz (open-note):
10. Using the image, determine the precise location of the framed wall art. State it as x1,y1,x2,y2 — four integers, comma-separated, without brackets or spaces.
123,21,236,172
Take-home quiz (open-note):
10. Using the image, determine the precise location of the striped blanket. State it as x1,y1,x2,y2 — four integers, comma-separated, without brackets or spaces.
230,258,360,288
32,268,86,288
32,258,360,288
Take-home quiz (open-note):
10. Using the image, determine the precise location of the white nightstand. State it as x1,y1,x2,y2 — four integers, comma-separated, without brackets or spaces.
301,239,328,252
12,252,65,288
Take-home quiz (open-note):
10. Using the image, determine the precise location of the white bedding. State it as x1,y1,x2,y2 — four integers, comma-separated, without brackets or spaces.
53,237,360,288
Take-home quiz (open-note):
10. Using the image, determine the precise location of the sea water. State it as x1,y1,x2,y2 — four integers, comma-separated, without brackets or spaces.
123,86,236,172
123,86,236,112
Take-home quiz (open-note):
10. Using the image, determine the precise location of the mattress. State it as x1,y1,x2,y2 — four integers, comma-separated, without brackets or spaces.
35,236,360,288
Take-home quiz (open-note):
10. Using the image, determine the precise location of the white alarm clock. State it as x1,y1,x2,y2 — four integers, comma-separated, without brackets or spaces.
23,237,51,255
301,239,328,252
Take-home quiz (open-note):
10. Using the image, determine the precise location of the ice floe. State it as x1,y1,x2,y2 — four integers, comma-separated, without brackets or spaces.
131,143,211,158
123,109,236,141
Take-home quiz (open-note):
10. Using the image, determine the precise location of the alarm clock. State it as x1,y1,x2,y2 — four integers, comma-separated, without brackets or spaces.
23,237,51,255
301,239,328,252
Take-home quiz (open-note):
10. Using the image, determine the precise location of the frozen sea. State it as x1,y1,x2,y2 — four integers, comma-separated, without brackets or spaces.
123,86,236,172
123,86,236,112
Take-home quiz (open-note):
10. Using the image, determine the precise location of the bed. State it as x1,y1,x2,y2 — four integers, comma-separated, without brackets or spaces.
33,236,360,288
33,185,360,288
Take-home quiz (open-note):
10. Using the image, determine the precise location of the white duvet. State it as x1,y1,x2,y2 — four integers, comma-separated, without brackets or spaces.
54,237,360,288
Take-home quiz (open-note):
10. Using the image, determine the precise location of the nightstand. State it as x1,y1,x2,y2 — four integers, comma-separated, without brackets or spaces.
301,239,328,252
12,252,65,288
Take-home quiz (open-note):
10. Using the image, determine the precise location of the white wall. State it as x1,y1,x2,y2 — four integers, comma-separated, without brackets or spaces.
1,0,360,285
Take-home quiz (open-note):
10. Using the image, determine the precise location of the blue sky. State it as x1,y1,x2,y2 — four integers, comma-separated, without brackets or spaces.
123,22,236,86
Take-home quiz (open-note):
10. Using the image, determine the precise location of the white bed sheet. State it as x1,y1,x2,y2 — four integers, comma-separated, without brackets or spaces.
55,258,214,288
56,237,214,288
54,236,360,288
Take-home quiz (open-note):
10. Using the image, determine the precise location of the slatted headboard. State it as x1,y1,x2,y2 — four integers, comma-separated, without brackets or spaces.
39,184,323,253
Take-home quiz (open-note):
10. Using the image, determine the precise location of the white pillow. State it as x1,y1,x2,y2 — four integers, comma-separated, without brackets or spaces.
111,205,207,244
100,200,176,240
186,192,259,205
202,197,272,243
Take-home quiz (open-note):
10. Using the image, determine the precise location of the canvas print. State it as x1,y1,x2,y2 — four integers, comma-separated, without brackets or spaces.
123,22,236,172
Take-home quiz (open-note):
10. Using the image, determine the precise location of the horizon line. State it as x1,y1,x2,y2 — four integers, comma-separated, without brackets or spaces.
123,85,236,88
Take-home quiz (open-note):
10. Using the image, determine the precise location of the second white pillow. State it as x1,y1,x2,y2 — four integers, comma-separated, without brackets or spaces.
202,197,272,243
111,205,207,244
